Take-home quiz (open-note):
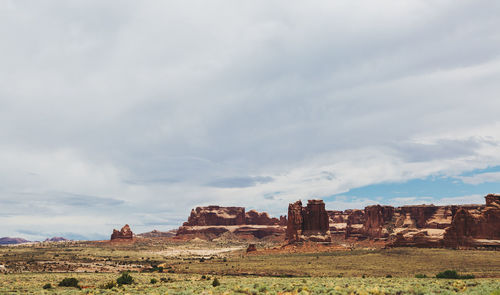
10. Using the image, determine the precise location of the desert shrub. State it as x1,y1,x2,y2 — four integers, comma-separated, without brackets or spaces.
415,274,427,278
100,281,117,289
42,283,52,289
58,277,80,289
201,275,206,279
117,272,134,285
212,277,220,287
490,290,500,295
436,270,475,279
199,257,205,262
386,274,392,278
150,278,158,284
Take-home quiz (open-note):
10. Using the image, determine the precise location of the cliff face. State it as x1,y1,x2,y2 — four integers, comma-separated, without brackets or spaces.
443,194,500,248
177,206,286,240
321,194,498,248
183,206,246,226
110,224,134,241
286,200,331,243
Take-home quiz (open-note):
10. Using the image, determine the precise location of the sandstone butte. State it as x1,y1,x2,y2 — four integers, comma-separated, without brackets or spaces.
110,224,134,241
175,194,500,249
176,206,287,240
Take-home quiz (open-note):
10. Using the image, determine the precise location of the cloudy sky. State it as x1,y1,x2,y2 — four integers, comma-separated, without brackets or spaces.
1,1,500,240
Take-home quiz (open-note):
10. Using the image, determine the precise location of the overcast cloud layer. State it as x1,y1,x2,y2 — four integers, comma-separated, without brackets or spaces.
1,1,500,240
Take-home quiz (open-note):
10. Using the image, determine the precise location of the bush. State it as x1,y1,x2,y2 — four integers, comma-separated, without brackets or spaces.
386,274,392,278
117,272,134,285
42,283,52,289
150,278,158,284
415,274,427,278
212,277,220,287
100,281,117,289
436,270,475,279
58,277,80,289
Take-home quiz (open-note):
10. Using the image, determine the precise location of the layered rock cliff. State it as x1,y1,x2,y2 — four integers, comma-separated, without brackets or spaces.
177,206,286,240
286,200,331,243
443,194,500,248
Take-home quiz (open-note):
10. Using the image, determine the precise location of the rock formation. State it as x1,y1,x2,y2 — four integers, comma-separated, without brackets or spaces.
443,194,500,248
286,200,331,243
110,224,134,241
183,206,246,226
245,210,282,225
177,206,286,240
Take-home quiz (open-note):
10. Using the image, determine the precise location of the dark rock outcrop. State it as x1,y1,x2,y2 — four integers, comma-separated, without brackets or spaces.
286,200,331,243
110,224,134,241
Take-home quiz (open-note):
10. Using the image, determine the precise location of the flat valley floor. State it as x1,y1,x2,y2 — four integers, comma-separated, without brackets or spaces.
0,239,499,294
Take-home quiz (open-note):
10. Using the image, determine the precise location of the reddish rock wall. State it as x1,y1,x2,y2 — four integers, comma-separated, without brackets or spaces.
177,206,286,240
110,224,133,241
286,200,331,243
183,206,246,226
245,210,281,225
443,194,500,248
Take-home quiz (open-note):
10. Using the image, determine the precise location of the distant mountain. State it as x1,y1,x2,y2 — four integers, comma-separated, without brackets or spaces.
137,229,177,238
0,237,30,245
44,237,69,242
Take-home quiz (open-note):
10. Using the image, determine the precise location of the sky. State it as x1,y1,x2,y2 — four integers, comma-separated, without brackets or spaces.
1,1,500,240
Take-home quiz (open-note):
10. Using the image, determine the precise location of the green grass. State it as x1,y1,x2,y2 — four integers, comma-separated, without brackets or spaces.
0,273,499,294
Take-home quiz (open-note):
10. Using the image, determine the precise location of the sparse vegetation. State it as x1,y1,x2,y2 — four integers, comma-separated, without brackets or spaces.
436,269,475,279
212,277,220,287
58,277,80,288
99,280,117,289
117,272,134,285
0,240,499,294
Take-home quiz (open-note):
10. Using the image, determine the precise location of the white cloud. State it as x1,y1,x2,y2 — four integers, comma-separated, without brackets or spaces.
1,0,500,238
460,172,500,185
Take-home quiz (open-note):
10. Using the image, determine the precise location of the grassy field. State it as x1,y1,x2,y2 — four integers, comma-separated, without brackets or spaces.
1,273,499,294
1,240,500,294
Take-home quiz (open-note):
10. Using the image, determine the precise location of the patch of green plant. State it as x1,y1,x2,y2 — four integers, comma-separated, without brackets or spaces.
42,283,52,289
212,277,220,287
150,278,158,284
436,270,475,280
117,272,134,285
436,270,475,279
58,277,80,289
415,274,427,278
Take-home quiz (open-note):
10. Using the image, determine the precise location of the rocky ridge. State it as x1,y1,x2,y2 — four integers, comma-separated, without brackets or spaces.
176,206,286,239
323,194,500,248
